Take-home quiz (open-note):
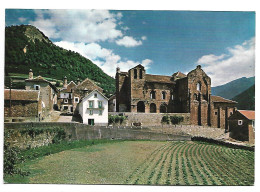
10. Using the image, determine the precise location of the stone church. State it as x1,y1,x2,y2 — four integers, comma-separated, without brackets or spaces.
116,64,237,129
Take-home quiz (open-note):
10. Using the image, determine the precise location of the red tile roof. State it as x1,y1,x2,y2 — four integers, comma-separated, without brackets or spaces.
4,89,39,101
238,110,255,120
211,95,237,104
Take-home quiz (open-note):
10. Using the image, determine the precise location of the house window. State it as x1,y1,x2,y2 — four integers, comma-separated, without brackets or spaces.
134,69,137,79
64,99,68,103
98,101,103,108
171,94,174,100
197,82,201,91
74,97,79,103
150,91,156,99
89,100,93,108
162,91,166,100
215,111,218,115
99,110,103,116
63,106,68,110
238,120,243,125
94,93,97,98
252,120,255,131
34,85,40,90
89,110,93,115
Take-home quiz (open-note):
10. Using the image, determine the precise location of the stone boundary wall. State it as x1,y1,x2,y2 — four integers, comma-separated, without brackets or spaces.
191,136,254,151
109,112,190,126
4,122,191,149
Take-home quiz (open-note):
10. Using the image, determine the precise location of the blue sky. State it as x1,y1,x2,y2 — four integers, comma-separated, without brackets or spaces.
5,9,255,86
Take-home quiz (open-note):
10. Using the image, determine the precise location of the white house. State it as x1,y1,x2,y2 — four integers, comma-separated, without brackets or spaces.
79,89,108,125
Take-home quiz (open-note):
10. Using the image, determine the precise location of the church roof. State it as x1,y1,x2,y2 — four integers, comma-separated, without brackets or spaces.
211,95,237,104
4,89,40,101
145,74,175,84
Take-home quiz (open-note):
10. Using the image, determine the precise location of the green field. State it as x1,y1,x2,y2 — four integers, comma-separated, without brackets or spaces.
4,141,254,185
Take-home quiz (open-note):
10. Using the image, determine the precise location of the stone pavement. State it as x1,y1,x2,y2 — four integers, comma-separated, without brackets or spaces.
57,115,73,122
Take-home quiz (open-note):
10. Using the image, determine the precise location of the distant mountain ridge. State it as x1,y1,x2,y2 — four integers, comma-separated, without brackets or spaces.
5,25,115,96
211,76,255,99
232,84,255,110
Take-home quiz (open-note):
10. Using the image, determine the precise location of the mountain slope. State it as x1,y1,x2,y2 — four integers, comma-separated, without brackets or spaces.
232,85,255,110
5,25,115,96
211,76,255,99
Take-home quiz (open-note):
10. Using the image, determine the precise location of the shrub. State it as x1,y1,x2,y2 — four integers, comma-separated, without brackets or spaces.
4,142,29,176
162,115,171,124
108,114,127,125
52,128,67,144
170,115,184,124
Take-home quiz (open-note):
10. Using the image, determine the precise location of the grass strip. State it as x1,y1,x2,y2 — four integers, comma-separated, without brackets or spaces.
19,139,124,162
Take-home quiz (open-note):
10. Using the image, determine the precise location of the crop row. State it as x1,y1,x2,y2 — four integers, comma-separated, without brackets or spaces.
125,141,254,185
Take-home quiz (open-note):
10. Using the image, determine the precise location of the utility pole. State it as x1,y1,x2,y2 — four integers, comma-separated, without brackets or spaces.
9,78,12,117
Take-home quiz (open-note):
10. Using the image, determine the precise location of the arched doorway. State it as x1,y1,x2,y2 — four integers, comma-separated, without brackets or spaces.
137,101,145,113
160,104,167,113
150,103,156,113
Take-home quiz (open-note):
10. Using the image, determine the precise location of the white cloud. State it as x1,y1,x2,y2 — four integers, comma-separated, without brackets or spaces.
54,41,152,77
116,36,142,47
18,17,27,22
141,36,147,40
121,26,130,31
30,9,123,43
196,37,255,86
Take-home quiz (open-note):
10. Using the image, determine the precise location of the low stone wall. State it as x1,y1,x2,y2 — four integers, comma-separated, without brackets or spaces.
109,112,190,126
191,136,254,151
5,128,57,149
4,122,191,149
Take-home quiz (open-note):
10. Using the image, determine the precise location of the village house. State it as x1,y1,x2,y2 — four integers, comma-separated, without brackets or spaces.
57,76,77,113
4,89,42,122
228,110,255,144
108,95,116,112
25,69,58,115
57,76,104,116
116,64,237,129
79,89,108,125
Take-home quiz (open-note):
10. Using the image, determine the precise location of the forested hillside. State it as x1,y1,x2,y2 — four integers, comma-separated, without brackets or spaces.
5,25,115,96
232,85,255,110
211,76,255,99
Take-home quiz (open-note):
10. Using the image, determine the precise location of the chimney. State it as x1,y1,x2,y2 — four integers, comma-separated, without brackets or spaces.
77,78,80,85
29,69,33,79
83,88,89,96
196,65,201,69
63,76,68,89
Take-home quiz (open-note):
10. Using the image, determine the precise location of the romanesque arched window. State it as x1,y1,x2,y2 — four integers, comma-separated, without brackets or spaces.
139,68,143,79
150,103,156,113
134,69,137,79
197,82,201,91
194,93,198,100
150,91,156,99
162,91,166,100
160,104,167,113
137,101,145,112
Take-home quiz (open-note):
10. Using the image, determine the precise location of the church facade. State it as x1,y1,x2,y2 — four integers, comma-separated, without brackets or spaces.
116,64,237,129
